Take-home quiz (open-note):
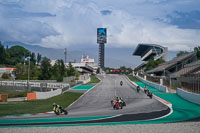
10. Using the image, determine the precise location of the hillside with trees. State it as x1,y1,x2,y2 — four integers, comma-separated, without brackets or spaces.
0,41,76,82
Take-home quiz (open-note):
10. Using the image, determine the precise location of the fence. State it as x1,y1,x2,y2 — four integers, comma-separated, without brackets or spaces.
180,74,200,94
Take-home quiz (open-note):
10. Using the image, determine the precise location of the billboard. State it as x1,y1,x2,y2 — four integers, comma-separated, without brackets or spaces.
97,28,107,44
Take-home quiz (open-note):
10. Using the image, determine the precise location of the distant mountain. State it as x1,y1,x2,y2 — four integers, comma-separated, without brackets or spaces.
2,41,89,63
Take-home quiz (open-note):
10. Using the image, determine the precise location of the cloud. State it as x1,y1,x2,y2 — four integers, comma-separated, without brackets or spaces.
0,0,200,51
166,10,200,29
101,10,112,15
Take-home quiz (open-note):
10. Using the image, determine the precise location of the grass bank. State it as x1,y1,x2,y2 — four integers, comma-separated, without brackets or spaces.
0,87,27,98
87,75,100,84
0,92,82,116
127,75,141,82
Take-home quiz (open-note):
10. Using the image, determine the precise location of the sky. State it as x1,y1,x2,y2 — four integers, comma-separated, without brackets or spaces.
0,0,200,67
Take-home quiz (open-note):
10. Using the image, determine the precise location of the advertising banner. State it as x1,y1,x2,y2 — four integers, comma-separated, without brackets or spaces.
97,28,107,43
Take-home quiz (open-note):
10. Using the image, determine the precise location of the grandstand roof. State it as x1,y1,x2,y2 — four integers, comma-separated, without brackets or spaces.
147,52,196,74
133,43,165,56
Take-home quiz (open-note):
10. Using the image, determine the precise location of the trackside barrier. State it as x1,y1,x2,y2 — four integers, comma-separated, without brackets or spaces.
0,94,8,102
177,88,200,105
136,76,166,92
36,89,62,99
27,92,36,100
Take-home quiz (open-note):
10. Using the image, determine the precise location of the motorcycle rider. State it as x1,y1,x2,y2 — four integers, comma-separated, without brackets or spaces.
53,103,62,112
116,96,122,102
147,89,153,99
136,86,140,92
120,81,123,86
144,85,147,93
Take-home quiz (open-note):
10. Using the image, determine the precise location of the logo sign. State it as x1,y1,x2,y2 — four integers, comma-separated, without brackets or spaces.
97,28,107,43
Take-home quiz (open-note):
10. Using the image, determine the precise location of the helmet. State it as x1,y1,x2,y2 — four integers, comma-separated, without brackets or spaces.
53,103,56,106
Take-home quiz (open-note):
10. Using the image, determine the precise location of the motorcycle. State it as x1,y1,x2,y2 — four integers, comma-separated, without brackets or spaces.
111,100,122,109
111,98,126,109
147,90,153,99
136,86,140,93
53,105,68,115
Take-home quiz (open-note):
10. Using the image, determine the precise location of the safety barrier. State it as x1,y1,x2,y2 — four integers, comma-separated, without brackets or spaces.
136,76,166,92
177,88,200,105
27,92,36,100
35,89,62,99
0,94,8,102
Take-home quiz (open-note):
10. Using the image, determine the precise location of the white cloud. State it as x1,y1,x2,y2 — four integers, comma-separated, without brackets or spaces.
0,0,200,51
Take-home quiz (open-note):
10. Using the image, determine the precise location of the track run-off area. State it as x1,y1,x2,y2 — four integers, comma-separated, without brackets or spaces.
0,74,200,127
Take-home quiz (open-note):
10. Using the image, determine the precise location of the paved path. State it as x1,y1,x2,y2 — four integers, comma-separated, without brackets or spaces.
1,122,200,133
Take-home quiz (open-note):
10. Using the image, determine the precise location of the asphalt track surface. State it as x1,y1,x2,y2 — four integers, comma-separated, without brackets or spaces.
0,74,170,126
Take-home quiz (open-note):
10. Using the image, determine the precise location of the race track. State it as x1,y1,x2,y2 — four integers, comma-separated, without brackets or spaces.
0,74,170,126
67,74,168,117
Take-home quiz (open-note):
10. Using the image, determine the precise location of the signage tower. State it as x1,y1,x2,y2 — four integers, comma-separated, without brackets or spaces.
97,28,107,69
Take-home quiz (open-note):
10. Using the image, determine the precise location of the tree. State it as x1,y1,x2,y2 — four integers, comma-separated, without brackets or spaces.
37,53,42,65
0,41,5,64
194,46,200,59
30,66,41,80
67,62,75,76
7,45,30,65
145,59,165,71
39,57,52,80
30,52,36,65
1,73,11,79
176,51,189,57
15,63,28,80
52,61,62,82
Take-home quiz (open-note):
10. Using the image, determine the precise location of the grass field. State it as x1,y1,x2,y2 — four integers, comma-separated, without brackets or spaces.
127,75,141,82
0,87,27,98
87,75,100,84
0,92,82,116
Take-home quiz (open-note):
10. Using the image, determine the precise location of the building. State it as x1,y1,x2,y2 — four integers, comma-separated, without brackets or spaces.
133,43,168,73
133,43,168,61
146,52,197,76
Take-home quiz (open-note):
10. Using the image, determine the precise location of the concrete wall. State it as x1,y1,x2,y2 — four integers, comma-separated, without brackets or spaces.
36,89,62,99
136,76,166,92
177,88,200,105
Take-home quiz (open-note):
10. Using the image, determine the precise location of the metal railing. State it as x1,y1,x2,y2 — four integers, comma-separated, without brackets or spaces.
180,74,200,94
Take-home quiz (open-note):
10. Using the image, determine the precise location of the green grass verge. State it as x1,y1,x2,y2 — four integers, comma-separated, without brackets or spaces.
127,75,140,82
0,87,27,98
0,92,82,116
87,75,100,84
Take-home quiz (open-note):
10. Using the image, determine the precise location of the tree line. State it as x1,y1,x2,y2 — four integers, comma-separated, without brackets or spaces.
0,41,77,82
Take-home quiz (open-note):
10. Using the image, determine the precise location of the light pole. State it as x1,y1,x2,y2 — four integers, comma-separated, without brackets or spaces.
27,56,30,92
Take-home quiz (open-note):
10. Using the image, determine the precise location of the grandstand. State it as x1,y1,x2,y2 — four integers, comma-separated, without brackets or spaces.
133,43,168,73
170,60,200,78
146,52,197,76
133,43,168,61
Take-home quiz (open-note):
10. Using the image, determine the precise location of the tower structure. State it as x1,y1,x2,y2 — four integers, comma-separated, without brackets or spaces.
97,28,107,69
64,48,67,63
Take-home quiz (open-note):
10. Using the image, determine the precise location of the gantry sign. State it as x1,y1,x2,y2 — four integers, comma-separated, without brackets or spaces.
97,28,107,69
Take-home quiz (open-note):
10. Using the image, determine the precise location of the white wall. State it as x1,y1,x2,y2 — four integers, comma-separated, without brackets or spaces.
36,89,62,99
136,76,166,92
177,88,200,105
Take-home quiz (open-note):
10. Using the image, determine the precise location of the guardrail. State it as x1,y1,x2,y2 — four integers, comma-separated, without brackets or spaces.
177,88,200,105
136,76,167,92
0,81,69,89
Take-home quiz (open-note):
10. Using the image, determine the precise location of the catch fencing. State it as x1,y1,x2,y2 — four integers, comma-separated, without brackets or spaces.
180,74,200,94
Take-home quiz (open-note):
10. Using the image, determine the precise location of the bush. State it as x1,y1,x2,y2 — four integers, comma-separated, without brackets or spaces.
1,73,11,79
